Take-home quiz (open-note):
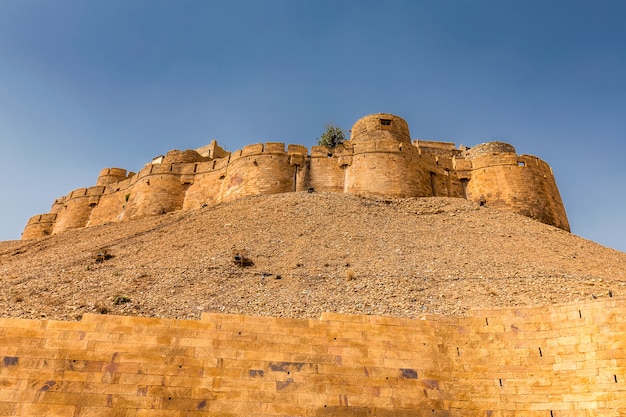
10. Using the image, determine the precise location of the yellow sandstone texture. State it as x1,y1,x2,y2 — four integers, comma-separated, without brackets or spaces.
1,299,625,416
22,113,569,239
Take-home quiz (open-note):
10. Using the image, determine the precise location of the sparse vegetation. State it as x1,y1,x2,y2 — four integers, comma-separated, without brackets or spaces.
113,295,131,305
231,248,254,267
94,248,113,263
317,124,346,148
95,305,108,314
1,192,625,321
346,269,356,281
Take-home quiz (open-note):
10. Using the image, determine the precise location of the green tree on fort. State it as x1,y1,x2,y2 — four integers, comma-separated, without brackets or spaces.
317,124,346,148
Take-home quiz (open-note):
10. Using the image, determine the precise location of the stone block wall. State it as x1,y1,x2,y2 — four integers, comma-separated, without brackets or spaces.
96,168,132,186
308,146,347,193
220,144,297,203
51,187,106,234
182,165,228,210
345,146,428,198
124,171,187,219
21,213,57,240
465,143,570,231
1,298,625,416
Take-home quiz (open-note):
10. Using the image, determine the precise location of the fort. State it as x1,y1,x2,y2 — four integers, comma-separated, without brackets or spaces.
22,113,570,239
7,113,626,415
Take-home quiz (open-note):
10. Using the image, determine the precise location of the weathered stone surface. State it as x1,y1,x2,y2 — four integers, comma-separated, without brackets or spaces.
1,299,626,415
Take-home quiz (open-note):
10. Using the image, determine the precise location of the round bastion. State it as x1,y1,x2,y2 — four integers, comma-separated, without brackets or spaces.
162,149,208,164
96,168,129,186
350,113,411,144
466,141,516,158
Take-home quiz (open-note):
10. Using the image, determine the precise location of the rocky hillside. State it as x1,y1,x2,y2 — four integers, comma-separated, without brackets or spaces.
1,192,624,321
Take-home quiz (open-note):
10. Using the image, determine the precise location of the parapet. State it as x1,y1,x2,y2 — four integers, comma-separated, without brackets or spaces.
21,113,570,239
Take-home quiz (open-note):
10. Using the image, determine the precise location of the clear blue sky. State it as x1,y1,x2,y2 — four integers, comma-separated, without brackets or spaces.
1,0,625,252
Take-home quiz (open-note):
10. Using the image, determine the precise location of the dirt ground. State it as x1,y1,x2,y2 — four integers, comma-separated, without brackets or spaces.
1,192,624,321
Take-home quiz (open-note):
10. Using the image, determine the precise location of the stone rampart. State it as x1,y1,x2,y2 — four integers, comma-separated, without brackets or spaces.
22,113,571,239
308,146,346,193
465,143,570,231
1,298,625,416
50,186,106,234
21,213,57,240
346,145,428,198
221,143,297,203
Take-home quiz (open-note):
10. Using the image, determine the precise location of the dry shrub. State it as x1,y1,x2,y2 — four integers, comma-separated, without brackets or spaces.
346,269,356,281
95,305,108,314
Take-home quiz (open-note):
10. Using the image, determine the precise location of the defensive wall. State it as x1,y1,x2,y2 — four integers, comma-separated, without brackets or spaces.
1,298,625,416
22,114,570,239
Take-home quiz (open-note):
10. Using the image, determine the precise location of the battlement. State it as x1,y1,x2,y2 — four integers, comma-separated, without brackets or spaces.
22,113,570,239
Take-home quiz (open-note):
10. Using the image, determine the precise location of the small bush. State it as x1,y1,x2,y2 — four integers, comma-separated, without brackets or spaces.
231,248,254,267
94,248,113,263
113,295,131,305
317,124,346,148
346,269,356,281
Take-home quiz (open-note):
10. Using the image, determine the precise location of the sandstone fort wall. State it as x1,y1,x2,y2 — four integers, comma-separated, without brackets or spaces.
309,147,347,193
465,144,570,231
22,113,570,239
1,298,625,416
21,214,57,240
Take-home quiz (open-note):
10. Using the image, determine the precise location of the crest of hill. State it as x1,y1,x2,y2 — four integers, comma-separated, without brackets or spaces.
1,192,624,322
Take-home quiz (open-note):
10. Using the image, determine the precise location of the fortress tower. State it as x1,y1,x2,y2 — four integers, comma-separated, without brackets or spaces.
22,113,570,239
464,142,570,231
344,113,429,197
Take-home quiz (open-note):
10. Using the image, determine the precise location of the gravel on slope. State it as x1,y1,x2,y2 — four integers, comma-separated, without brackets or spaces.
1,192,624,321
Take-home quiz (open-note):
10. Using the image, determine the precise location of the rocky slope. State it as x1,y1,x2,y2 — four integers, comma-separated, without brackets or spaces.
1,192,624,321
